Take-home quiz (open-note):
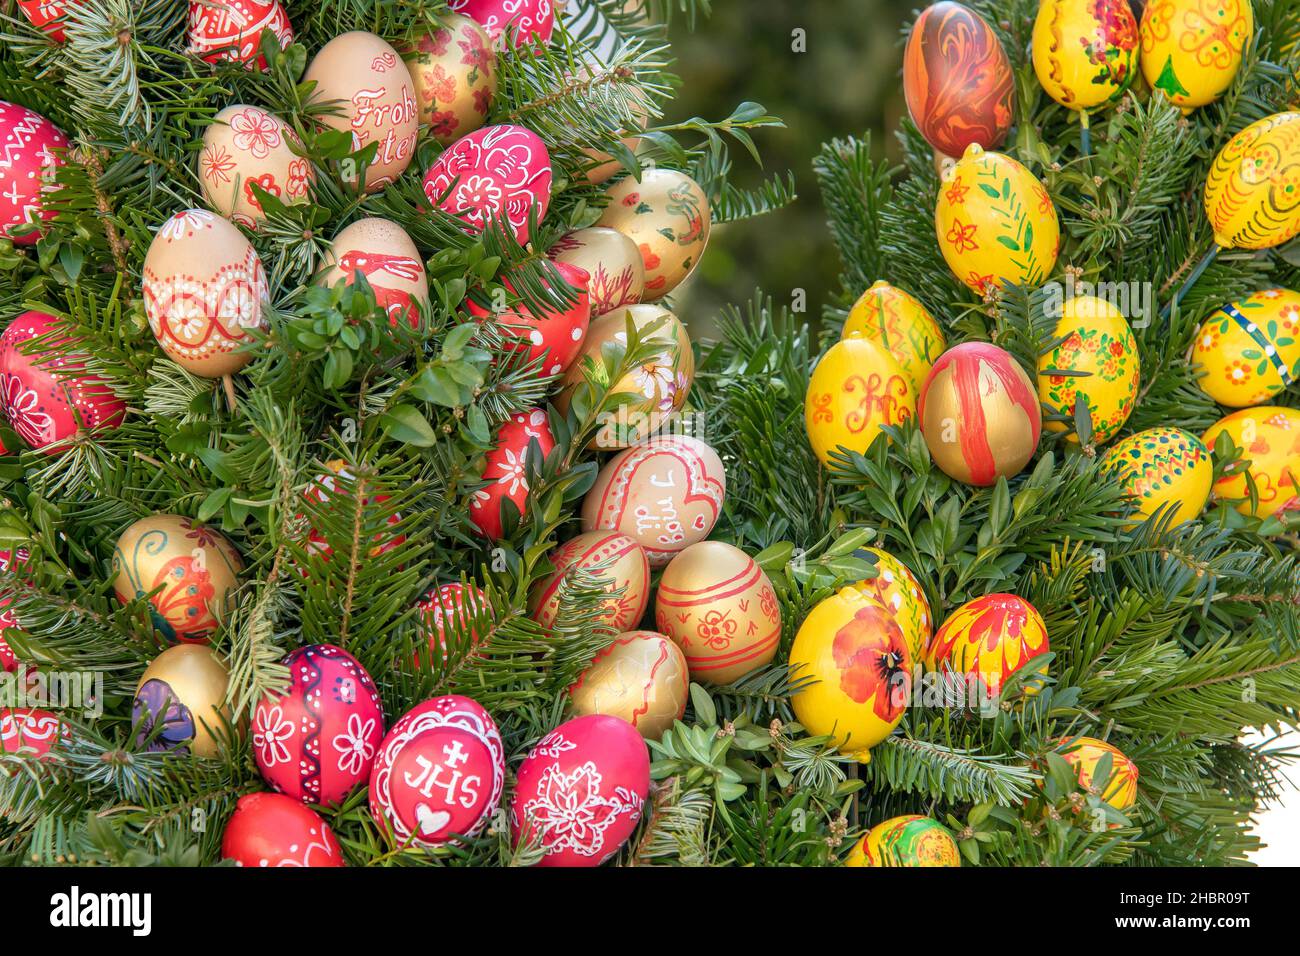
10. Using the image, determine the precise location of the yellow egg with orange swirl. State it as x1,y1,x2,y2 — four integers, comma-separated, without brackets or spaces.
842,280,946,393
1139,0,1253,112
805,337,916,466
924,593,1049,700
1201,406,1300,519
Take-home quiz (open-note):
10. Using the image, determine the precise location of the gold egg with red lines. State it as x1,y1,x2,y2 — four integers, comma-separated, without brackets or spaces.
654,541,781,685
530,531,651,634
568,630,688,740
842,280,946,394
924,593,1049,699
319,217,429,328
919,341,1041,485
805,337,916,466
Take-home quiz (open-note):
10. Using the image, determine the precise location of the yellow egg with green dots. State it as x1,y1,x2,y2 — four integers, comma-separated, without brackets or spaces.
842,280,946,394
1191,289,1300,407
1139,0,1253,112
1101,426,1213,527
1037,295,1139,444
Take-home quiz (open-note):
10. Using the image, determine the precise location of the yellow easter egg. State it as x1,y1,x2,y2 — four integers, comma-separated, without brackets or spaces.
1139,0,1253,111
1101,426,1213,527
925,593,1049,700
935,144,1060,295
1058,736,1139,810
842,280,946,393
1037,295,1139,444
853,547,932,662
1202,406,1300,518
805,337,916,466
845,814,961,867
1191,289,1300,407
789,584,912,762
1204,112,1300,249
1032,0,1139,111
596,168,711,300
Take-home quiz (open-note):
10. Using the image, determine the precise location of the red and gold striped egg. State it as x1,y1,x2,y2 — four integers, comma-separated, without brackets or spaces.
530,530,651,634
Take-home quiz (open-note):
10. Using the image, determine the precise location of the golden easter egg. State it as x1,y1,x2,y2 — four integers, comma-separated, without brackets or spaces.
842,280,946,393
925,593,1050,700
581,435,725,568
399,13,496,145
935,144,1060,296
805,337,916,466
548,227,646,316
788,583,912,762
1058,736,1139,810
1037,295,1139,444
1202,406,1300,518
1032,0,1139,110
141,210,269,378
595,168,711,300
568,630,688,740
1101,426,1213,527
655,541,782,685
111,513,244,644
853,547,932,662
530,530,651,634
304,31,419,192
199,105,313,228
133,644,233,759
319,217,429,328
1139,0,1253,111
845,814,961,867
1191,289,1300,407
558,303,694,449
1204,112,1300,250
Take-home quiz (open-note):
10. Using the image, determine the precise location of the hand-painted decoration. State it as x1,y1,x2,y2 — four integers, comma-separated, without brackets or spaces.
845,815,961,867
1202,406,1300,519
1032,0,1138,111
299,459,406,567
0,707,64,758
1191,289,1300,407
470,407,555,539
530,531,651,635
0,100,68,245
200,104,312,228
400,13,496,144
568,631,689,740
1204,112,1300,251
16,1,74,42
319,218,429,328
925,593,1050,699
596,168,711,300
805,337,916,466
187,0,294,69
1101,426,1212,527
449,0,555,48
132,644,232,758
1037,295,1139,444
547,227,646,316
0,548,28,675
1139,0,1253,112
841,280,946,395
222,793,346,867
1058,735,1139,809
416,582,488,666
853,547,933,662
467,260,591,375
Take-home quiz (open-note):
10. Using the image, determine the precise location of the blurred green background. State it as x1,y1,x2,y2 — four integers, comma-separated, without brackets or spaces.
665,0,915,332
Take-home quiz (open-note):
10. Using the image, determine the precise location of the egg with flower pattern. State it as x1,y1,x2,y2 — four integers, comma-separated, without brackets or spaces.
1058,736,1139,810
469,407,555,540
400,13,496,145
596,168,711,300
845,814,961,867
853,547,932,661
530,531,650,635
1139,0,1253,112
1101,426,1212,527
1202,406,1300,519
925,593,1050,700
1032,0,1138,111
450,0,555,47
200,105,313,228
187,0,294,69
1191,289,1300,407
1037,295,1139,444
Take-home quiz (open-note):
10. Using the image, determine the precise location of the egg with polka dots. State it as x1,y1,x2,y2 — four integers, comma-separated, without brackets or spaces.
0,101,69,246
467,260,591,375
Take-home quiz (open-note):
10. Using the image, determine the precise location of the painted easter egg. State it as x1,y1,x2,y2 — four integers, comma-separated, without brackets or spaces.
1202,406,1300,518
789,583,911,761
319,218,429,327
304,31,418,192
925,593,1050,699
935,144,1060,295
299,459,406,566
187,0,293,69
449,0,555,47
903,1,1014,158
200,105,311,228
0,310,125,453
655,541,782,685
111,513,243,644
16,1,73,42
530,531,650,634
1031,0,1138,111
400,13,496,144
510,714,648,867
0,707,64,757
422,123,553,245
581,434,725,568
558,303,694,449
596,169,711,300
805,337,916,466
1058,735,1139,809
0,101,68,245
1037,295,1139,444
568,631,689,740
222,792,346,867
141,209,269,378
1204,112,1300,250
1191,289,1300,407
547,226,646,316
920,341,1042,485
842,280,946,394
853,547,933,662
252,644,384,806
1101,426,1213,526
369,695,504,847
467,259,591,375
416,582,489,666
0,548,27,675
845,814,961,867
1139,0,1253,111
132,644,232,758
469,407,555,540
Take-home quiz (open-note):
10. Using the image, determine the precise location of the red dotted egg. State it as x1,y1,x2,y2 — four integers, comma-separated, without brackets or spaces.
470,407,555,540
0,101,68,246
449,0,554,47
252,644,384,807
468,260,591,375
187,0,294,69
416,582,488,666
222,792,345,866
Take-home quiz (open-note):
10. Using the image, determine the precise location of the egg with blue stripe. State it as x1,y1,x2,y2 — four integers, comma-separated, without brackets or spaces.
1192,289,1300,407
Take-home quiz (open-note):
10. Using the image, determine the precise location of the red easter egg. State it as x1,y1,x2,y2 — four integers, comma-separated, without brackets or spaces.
468,260,591,375
0,101,68,246
221,792,346,867
301,459,406,563
529,531,650,634
17,1,73,41
903,2,1014,158
187,0,294,69
422,124,552,245
0,707,64,757
0,311,126,453
416,582,488,665
252,644,384,806
0,546,29,674
510,713,649,867
449,0,554,47
368,695,505,846
469,407,555,539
